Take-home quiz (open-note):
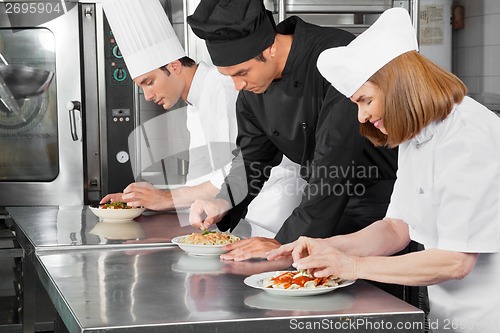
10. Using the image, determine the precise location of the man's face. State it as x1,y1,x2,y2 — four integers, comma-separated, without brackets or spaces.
133,66,184,110
217,56,277,94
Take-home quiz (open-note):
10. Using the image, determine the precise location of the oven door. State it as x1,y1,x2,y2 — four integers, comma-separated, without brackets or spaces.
0,6,83,206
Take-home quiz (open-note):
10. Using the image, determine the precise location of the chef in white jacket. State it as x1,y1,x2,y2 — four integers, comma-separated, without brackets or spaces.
100,0,305,238
269,8,500,333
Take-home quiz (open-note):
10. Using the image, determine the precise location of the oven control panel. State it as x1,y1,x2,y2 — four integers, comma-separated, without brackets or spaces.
103,17,135,194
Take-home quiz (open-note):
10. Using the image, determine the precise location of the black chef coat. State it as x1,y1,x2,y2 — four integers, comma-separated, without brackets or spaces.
216,16,398,244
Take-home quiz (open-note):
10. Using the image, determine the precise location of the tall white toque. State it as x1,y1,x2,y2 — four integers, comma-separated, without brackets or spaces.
102,0,186,79
317,8,419,97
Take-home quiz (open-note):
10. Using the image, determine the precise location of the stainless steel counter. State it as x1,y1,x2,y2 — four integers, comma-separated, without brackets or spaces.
8,206,200,251
36,247,424,333
8,206,424,333
7,205,200,333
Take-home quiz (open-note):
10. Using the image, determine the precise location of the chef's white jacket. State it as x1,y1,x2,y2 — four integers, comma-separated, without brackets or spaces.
386,96,500,333
185,61,237,187
185,62,305,237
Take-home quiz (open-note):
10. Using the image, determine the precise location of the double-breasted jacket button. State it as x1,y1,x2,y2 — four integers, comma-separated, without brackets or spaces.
272,130,280,136
294,81,301,88
302,122,308,130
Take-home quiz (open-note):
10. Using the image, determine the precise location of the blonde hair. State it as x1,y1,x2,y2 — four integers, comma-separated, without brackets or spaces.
361,51,467,147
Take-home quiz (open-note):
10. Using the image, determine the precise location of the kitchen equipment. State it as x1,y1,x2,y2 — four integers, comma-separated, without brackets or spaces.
0,6,83,205
0,0,189,207
0,63,54,100
263,0,419,35
0,61,54,125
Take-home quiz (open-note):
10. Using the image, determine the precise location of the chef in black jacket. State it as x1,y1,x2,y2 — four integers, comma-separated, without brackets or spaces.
187,0,398,262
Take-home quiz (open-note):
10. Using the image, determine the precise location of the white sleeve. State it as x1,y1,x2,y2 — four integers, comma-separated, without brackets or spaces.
433,130,500,252
209,162,232,189
204,76,238,189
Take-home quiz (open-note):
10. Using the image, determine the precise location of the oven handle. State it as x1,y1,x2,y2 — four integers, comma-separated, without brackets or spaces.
67,101,81,141
277,0,286,22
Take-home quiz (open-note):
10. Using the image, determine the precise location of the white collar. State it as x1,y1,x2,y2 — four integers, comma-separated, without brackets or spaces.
186,61,210,109
409,104,458,147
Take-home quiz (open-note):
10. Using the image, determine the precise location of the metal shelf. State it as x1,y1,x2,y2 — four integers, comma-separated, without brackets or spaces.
0,218,55,333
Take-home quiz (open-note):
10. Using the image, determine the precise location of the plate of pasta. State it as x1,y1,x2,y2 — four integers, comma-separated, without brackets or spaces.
244,270,355,297
171,231,241,257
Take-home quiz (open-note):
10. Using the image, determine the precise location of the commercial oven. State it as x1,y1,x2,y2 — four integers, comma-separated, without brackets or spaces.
0,1,83,206
0,0,189,207
264,0,419,34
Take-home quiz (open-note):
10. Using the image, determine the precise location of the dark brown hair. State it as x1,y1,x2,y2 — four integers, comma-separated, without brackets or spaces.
361,51,467,147
159,56,196,75
254,52,267,62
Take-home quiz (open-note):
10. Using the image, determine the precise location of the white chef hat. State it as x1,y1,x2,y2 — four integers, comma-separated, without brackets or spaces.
102,0,186,79
317,8,418,97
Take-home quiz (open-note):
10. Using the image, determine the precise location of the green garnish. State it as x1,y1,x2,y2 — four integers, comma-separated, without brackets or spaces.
99,201,131,209
202,230,216,235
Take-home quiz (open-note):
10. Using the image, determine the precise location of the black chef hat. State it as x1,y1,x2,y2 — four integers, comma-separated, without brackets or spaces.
187,0,276,67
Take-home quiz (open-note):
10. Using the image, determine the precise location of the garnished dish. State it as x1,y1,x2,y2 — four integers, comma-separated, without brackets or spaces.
171,231,241,256
263,270,343,289
244,270,355,297
89,202,145,222
99,201,133,209
178,230,240,245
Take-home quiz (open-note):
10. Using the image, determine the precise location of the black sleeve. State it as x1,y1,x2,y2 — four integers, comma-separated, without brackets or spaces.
274,86,367,243
215,93,282,231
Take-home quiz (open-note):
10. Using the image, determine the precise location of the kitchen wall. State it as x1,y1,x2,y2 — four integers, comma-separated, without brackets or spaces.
452,0,500,95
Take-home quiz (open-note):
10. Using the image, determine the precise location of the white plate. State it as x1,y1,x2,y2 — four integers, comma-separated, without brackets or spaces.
89,206,145,222
171,235,229,257
244,271,356,297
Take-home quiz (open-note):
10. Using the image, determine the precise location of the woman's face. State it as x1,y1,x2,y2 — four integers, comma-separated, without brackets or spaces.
350,81,387,134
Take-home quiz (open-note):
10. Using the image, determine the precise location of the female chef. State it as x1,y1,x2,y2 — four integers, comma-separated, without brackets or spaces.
268,8,500,333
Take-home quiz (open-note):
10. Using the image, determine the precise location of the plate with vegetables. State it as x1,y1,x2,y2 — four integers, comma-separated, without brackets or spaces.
89,202,145,222
171,230,241,257
244,270,355,297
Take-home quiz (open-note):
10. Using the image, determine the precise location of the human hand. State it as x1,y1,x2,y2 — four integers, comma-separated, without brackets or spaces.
267,236,333,262
272,236,358,280
189,198,230,230
220,237,281,261
121,182,172,211
99,192,125,205
99,193,125,205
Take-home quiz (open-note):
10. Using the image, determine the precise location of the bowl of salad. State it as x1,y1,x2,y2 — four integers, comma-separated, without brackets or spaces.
89,201,145,222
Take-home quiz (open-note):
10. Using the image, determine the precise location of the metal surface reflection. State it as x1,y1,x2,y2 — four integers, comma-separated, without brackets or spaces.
9,205,424,332
90,221,146,242
35,248,424,333
8,206,199,249
244,291,355,312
